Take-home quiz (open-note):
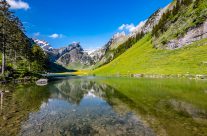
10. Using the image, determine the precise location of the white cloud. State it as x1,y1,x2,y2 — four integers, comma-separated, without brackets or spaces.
49,34,59,39
33,32,40,37
118,23,136,32
49,33,63,39
118,20,147,33
6,0,30,10
131,20,147,33
118,24,126,31
113,31,126,39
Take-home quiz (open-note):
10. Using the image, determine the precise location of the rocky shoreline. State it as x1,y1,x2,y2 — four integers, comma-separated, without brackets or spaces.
96,73,207,80
0,77,40,84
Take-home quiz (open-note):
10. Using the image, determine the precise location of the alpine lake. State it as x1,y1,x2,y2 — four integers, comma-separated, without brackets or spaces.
0,76,207,136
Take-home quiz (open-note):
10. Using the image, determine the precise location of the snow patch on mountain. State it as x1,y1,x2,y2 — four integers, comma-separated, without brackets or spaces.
33,39,53,51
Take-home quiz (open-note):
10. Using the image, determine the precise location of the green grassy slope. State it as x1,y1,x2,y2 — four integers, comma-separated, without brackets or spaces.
93,35,207,75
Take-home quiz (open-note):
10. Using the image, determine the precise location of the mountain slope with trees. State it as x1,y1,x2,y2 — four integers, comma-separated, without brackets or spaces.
93,0,207,77
0,0,49,80
93,35,207,76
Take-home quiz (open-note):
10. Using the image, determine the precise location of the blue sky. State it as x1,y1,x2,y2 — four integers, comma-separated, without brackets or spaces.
11,0,172,49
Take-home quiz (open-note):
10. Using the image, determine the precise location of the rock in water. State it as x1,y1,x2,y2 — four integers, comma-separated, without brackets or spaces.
36,79,48,86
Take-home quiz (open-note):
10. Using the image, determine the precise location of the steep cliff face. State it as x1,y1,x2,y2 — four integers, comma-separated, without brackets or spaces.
56,43,93,68
106,32,128,50
89,48,106,64
142,4,172,34
167,19,207,49
153,0,207,49
142,10,163,33
57,43,83,58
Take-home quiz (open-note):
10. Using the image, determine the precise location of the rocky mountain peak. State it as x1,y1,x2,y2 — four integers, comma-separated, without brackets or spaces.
69,42,83,51
129,3,171,37
104,32,128,50
49,42,93,68
71,42,81,46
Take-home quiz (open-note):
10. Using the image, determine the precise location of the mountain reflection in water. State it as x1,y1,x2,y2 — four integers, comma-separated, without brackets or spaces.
20,77,155,136
0,77,207,136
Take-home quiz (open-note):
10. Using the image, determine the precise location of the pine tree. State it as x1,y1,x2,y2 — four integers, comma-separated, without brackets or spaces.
0,0,49,77
0,0,11,75
172,0,181,16
193,0,201,8
181,0,192,6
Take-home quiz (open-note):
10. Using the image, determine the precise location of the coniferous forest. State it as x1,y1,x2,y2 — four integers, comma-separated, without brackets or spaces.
0,1,48,81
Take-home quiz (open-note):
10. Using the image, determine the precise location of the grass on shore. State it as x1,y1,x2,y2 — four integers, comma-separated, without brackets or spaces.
47,70,89,77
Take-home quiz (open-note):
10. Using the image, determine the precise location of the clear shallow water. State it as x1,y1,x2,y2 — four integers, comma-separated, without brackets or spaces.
0,77,207,136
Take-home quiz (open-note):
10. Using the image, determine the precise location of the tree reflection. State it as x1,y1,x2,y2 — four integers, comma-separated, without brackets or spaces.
0,90,3,111
0,85,50,136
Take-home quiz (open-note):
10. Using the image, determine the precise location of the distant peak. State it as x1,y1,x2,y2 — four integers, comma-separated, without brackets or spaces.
33,39,53,51
71,41,80,46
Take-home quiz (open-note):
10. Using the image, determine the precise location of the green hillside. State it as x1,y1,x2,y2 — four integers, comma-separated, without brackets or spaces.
153,0,207,48
92,0,207,77
93,35,207,76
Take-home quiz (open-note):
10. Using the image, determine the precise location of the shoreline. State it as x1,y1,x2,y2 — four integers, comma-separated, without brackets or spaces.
0,77,39,84
1,72,207,84
92,73,207,80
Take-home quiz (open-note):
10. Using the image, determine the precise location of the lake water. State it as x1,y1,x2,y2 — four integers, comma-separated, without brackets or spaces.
0,76,207,136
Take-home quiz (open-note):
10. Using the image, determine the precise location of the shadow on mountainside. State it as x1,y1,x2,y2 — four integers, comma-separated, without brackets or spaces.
47,62,78,73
